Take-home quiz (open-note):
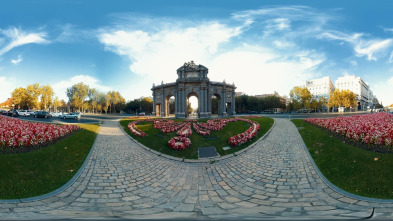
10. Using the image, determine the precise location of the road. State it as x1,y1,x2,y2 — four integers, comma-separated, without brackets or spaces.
10,113,130,124
7,111,378,125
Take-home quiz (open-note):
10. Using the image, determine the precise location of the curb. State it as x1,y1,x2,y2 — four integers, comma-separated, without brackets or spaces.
0,124,101,203
292,119,393,203
119,118,276,163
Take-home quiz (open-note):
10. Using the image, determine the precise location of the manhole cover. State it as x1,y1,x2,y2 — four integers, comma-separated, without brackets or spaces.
198,146,220,158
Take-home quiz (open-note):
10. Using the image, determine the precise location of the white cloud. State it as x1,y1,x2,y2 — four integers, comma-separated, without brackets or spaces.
0,27,48,56
266,18,291,31
389,51,393,63
0,76,15,103
233,6,333,38
319,31,363,42
209,46,318,97
11,54,23,64
372,76,393,106
354,39,393,61
273,40,294,48
55,23,77,43
97,15,327,100
52,75,111,101
320,31,393,61
99,21,243,80
349,60,358,66
383,27,393,33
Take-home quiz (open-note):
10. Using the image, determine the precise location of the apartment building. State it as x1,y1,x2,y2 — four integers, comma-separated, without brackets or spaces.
303,76,335,100
335,75,373,111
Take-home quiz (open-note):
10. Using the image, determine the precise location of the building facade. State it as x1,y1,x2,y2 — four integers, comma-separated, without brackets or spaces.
335,75,373,111
303,76,335,100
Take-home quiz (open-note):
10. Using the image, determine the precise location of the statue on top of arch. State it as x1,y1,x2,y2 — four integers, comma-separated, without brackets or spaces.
184,60,198,70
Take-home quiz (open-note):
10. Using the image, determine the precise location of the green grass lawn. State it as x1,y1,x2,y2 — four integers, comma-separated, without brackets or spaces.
0,124,99,199
120,117,274,159
292,119,393,199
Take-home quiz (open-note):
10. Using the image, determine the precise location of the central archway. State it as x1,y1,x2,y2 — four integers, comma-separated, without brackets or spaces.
187,92,199,118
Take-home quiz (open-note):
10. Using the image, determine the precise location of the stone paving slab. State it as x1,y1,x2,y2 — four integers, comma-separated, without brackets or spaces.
0,118,393,220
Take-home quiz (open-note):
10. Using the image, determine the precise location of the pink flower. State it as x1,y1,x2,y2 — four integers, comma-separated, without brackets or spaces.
305,113,393,148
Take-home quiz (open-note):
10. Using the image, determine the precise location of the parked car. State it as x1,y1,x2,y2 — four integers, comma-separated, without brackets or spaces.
138,112,146,116
27,110,35,116
34,111,51,118
61,113,81,119
7,109,19,117
50,112,63,118
0,110,7,115
17,110,30,117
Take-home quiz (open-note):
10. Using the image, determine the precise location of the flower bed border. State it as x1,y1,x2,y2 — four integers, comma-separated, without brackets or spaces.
0,130,80,154
119,117,276,163
305,121,393,154
0,115,81,154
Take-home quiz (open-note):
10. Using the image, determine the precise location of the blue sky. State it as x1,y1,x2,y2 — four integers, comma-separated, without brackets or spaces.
1,0,393,106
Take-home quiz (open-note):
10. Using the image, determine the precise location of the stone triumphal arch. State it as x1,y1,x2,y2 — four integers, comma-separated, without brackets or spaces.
152,61,236,118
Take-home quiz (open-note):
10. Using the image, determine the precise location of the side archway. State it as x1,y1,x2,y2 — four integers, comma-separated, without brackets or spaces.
165,95,176,117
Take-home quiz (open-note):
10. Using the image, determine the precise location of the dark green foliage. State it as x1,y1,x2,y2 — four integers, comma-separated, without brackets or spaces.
235,94,285,113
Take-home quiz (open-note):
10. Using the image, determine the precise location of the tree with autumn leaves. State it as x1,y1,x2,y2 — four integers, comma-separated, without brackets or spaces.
328,89,357,110
289,86,312,110
66,82,125,113
289,86,329,112
289,86,358,112
11,83,56,110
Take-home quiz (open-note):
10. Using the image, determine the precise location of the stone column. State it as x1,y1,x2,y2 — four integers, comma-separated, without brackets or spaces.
152,90,156,116
176,88,186,118
232,91,236,115
221,89,227,116
199,88,208,118
175,90,179,116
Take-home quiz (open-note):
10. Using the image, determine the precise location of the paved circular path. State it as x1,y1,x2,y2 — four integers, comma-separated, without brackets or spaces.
1,118,393,220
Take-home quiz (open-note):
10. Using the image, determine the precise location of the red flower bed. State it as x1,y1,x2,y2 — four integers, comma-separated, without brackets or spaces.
153,119,174,129
228,118,260,146
168,136,191,150
177,123,192,137
126,117,261,150
305,113,393,148
197,118,238,131
0,115,80,148
128,120,147,137
153,119,187,133
193,123,210,136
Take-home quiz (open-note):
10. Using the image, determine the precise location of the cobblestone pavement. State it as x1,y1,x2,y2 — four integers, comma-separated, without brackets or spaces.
1,118,393,220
